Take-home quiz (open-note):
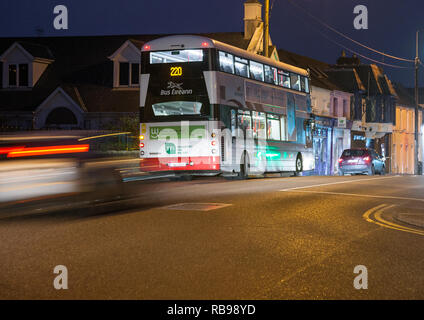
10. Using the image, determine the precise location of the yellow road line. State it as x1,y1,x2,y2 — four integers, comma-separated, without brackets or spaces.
287,190,424,202
363,204,424,237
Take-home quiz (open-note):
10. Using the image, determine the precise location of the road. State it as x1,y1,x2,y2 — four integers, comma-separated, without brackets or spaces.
1,174,424,299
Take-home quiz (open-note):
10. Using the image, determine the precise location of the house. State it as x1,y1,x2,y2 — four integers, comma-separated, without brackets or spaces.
326,52,397,172
0,35,157,131
277,49,353,175
392,83,423,174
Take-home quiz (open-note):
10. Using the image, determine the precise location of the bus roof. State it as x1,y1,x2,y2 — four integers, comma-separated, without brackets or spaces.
142,35,309,77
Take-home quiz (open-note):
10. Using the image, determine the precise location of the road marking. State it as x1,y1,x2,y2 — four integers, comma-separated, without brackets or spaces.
279,176,400,192
161,203,232,211
363,204,424,236
283,190,424,202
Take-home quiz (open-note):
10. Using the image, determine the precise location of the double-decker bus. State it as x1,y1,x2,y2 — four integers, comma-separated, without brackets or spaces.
139,35,314,178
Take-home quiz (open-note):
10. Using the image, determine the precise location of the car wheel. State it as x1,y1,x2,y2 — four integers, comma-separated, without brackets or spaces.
294,154,303,176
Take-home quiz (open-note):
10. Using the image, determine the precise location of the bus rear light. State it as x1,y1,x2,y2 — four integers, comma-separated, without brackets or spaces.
139,142,145,148
211,141,216,146
140,151,145,156
338,158,343,163
139,135,145,140
212,149,217,154
143,45,151,50
201,42,209,47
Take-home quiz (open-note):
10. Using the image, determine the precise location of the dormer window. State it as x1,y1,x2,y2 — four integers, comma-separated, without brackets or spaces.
118,62,139,87
8,63,28,87
109,40,142,89
0,42,54,90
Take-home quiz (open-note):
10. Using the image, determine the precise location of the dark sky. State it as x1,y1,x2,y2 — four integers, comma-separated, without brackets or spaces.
1,0,424,87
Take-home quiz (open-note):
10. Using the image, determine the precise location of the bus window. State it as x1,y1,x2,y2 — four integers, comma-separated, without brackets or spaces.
234,56,249,78
290,73,301,91
231,109,236,137
278,70,291,88
237,110,252,132
252,111,266,140
304,77,310,93
267,114,280,140
280,115,288,141
150,49,203,64
249,61,264,82
264,65,274,84
219,51,234,74
152,101,202,116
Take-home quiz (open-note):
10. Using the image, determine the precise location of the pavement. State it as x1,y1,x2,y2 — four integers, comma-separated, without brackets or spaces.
0,174,424,299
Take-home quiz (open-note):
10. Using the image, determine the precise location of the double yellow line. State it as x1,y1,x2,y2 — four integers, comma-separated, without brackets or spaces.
363,204,424,236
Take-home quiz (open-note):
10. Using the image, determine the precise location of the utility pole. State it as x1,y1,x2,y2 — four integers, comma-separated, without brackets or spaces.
415,31,420,175
263,0,269,58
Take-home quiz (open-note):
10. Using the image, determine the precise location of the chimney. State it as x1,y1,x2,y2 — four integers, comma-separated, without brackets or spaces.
244,0,262,40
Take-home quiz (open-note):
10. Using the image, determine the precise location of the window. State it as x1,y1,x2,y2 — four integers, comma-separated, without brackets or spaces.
119,62,139,86
18,64,28,86
234,56,249,77
264,65,276,84
237,110,252,131
249,60,264,82
300,77,307,93
290,73,300,91
267,114,280,140
252,111,266,139
152,101,202,116
304,77,309,93
8,64,17,86
150,49,203,64
219,51,234,74
131,63,140,85
280,115,288,141
119,62,129,86
278,70,290,88
7,64,29,87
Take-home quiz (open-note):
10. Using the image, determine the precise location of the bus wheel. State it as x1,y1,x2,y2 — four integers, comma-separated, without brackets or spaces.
239,152,249,179
294,154,303,176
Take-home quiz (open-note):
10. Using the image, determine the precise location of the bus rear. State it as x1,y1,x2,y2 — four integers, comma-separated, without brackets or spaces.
139,36,220,175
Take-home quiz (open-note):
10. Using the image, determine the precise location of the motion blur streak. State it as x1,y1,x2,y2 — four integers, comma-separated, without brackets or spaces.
6,144,89,158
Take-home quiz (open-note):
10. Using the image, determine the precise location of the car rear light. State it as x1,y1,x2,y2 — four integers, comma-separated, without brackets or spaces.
363,156,371,163
338,158,343,163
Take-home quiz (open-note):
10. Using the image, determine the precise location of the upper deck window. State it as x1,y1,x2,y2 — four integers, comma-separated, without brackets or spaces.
150,49,203,64
234,56,249,78
249,61,264,82
278,70,291,89
264,65,277,85
219,51,234,74
290,73,301,91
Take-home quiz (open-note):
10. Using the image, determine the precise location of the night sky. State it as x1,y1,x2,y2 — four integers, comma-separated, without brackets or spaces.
1,0,424,87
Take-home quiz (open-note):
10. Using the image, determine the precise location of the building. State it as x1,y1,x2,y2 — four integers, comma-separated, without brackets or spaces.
326,52,397,172
277,49,353,175
392,83,423,174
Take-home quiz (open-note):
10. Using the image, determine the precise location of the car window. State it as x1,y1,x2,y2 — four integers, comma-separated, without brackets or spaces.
342,149,366,157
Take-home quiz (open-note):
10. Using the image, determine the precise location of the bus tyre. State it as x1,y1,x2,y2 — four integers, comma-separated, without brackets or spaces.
239,152,249,179
294,154,303,176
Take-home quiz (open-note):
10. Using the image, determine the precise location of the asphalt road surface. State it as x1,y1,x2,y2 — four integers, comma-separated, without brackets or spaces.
1,174,424,299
